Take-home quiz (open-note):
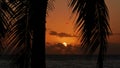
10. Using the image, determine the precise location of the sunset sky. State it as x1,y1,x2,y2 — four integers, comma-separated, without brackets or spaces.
46,0,120,55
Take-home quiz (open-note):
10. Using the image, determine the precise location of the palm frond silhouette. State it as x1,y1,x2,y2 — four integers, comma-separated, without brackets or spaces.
69,0,111,68
0,0,31,68
0,0,53,68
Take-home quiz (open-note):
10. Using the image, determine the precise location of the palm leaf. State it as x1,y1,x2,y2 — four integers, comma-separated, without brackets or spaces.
0,0,31,68
69,0,111,68
0,0,52,68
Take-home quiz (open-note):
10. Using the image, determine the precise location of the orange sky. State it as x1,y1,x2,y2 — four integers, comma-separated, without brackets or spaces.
45,0,120,54
46,0,120,44
106,0,120,44
46,0,77,45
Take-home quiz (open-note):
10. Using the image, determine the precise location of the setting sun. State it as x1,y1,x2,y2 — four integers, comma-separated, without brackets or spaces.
63,42,67,47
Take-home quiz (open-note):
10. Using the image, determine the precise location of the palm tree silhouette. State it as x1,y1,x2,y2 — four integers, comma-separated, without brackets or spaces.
0,0,49,68
0,0,111,68
69,0,111,68
0,0,32,68
29,0,48,68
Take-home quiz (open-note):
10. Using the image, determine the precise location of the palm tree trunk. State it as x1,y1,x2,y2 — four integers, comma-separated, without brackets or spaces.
97,45,104,68
29,0,48,68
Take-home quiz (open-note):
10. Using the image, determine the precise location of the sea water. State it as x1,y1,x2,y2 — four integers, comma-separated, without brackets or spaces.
0,55,120,68
46,55,120,68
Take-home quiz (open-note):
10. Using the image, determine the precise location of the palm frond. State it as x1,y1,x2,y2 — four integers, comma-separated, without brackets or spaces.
0,0,31,68
69,0,111,68
70,0,111,55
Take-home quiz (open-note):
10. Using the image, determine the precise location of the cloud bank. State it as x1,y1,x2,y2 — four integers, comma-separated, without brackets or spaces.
46,42,120,55
49,31,77,37
46,43,81,55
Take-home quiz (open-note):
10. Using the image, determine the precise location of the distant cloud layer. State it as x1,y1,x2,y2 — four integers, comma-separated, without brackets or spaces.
46,42,120,55
46,43,81,55
49,31,77,37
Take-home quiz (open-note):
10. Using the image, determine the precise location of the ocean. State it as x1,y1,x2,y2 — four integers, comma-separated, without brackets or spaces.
0,55,120,68
46,55,120,68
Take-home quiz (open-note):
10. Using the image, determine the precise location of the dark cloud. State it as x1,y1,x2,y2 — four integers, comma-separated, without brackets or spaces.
49,31,77,37
45,43,81,55
49,31,57,35
58,32,73,37
46,42,120,55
